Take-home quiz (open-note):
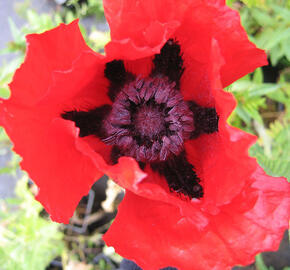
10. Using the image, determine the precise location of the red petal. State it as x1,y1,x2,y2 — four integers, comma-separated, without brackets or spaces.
104,172,289,270
2,115,101,223
176,1,267,95
180,37,254,208
212,168,290,266
208,2,268,87
0,21,110,223
185,123,260,214
103,157,147,190
42,50,111,114
175,2,217,106
124,57,154,78
8,20,94,107
104,0,266,83
34,119,103,223
104,0,189,60
108,162,210,230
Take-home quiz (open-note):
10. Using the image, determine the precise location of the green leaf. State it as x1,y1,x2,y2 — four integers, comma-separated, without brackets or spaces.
226,0,235,6
255,254,269,270
248,84,280,97
270,44,284,66
54,13,63,25
243,97,266,123
251,8,275,26
253,68,263,84
0,178,64,270
8,18,23,43
0,87,10,99
250,121,290,180
26,9,41,26
235,103,252,125
271,4,290,22
227,80,253,93
266,86,289,104
65,11,76,24
264,27,290,51
255,152,290,179
0,167,15,175
282,36,290,61
241,0,266,8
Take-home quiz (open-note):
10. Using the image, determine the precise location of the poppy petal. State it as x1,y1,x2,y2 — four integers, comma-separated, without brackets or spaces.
8,20,95,107
0,21,110,223
208,1,268,87
0,113,101,223
104,172,289,270
104,0,266,84
176,4,267,105
104,0,187,60
179,37,253,207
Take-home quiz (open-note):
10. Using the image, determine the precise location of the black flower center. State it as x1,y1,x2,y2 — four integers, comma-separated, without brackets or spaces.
62,39,219,200
102,76,194,163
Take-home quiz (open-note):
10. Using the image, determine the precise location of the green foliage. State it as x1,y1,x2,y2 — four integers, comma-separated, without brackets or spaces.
98,259,112,270
227,68,287,125
250,120,290,179
0,10,77,57
0,5,109,58
255,254,274,270
225,1,290,181
0,178,64,270
226,0,266,8
65,0,104,17
87,29,110,51
255,253,290,270
0,58,23,99
0,144,20,176
239,1,290,66
228,69,290,180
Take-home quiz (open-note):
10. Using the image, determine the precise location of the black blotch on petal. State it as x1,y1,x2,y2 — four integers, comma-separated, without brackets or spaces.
61,105,111,138
188,101,219,139
151,39,184,89
110,146,124,165
105,60,127,84
104,60,135,101
151,151,203,199
138,162,146,170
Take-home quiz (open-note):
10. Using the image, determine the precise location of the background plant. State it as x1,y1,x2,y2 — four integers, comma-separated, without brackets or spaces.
226,0,290,180
0,177,64,270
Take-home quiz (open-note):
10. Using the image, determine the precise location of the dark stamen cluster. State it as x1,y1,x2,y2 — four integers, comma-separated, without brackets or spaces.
102,76,194,163
151,151,203,198
151,39,184,88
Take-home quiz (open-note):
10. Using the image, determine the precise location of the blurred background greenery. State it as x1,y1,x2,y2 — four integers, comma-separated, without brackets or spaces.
0,0,289,269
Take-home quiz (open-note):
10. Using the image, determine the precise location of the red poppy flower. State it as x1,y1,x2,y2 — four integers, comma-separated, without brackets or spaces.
0,0,289,269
